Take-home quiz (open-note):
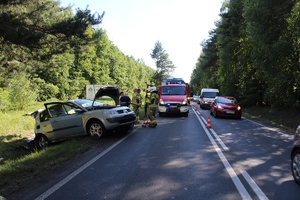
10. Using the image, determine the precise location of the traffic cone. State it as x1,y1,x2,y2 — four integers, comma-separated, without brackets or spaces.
206,116,212,129
195,105,197,111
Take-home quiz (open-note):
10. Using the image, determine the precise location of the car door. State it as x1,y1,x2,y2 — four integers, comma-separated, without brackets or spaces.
45,102,85,140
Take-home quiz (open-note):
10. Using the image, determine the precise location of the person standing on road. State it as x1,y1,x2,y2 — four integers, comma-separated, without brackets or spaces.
132,88,141,124
147,86,159,128
119,91,131,107
142,88,151,127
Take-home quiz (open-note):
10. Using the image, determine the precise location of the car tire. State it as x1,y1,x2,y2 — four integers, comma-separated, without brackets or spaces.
292,149,300,185
87,120,106,138
213,110,218,118
35,135,49,149
159,112,163,117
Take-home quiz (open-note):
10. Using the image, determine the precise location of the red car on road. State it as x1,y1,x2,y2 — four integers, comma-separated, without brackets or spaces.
210,96,242,119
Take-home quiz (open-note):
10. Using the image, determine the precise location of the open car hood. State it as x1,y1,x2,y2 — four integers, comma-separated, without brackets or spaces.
93,85,120,106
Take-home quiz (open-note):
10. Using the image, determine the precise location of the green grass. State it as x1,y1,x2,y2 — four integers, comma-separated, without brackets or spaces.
243,106,300,132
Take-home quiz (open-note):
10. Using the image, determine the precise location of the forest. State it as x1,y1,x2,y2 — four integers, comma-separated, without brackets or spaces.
0,0,155,111
190,0,300,109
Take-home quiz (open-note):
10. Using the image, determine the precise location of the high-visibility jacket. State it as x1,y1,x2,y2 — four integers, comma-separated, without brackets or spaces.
149,93,159,108
145,92,151,104
132,92,141,107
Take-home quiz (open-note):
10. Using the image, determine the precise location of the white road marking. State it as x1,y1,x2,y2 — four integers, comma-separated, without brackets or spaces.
243,117,264,127
240,170,269,200
35,129,138,200
197,114,229,151
193,109,252,200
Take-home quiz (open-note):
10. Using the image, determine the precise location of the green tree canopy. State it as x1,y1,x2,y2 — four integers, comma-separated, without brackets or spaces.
150,41,176,86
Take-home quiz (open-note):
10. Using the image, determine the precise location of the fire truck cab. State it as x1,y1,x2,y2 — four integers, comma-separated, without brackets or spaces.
158,78,190,117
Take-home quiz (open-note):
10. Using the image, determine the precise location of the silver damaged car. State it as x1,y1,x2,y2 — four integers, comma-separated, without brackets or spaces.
27,85,136,149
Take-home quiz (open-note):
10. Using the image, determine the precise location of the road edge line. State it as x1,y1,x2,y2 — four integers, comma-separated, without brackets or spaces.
193,108,251,200
35,129,138,200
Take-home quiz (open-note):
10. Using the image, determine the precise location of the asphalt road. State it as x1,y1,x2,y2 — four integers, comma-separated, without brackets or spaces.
19,102,300,199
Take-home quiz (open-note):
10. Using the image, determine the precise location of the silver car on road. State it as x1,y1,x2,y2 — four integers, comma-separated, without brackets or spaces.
27,86,136,149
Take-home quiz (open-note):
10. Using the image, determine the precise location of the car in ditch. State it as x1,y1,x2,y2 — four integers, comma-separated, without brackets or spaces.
210,96,242,119
26,85,136,149
291,125,300,185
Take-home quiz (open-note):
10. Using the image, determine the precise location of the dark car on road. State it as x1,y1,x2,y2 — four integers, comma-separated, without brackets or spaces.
210,96,242,119
26,85,136,149
291,125,300,185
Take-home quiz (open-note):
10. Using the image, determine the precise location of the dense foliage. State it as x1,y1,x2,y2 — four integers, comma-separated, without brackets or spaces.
0,0,155,111
190,0,300,109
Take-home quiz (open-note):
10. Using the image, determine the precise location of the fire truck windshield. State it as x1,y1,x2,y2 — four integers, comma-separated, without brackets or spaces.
161,86,186,95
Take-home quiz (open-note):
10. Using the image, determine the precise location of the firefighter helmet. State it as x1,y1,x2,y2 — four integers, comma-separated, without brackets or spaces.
148,86,157,92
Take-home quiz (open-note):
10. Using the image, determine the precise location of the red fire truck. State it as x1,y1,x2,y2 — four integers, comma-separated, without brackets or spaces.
158,78,190,117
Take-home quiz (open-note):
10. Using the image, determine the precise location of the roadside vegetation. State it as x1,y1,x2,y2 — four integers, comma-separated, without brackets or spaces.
190,0,300,111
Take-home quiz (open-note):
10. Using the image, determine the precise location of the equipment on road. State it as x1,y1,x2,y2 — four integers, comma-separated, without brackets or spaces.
206,116,212,129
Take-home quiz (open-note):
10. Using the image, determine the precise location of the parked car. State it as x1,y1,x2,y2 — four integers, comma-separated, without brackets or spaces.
291,125,300,185
210,96,242,119
199,88,219,108
192,95,200,102
26,85,136,149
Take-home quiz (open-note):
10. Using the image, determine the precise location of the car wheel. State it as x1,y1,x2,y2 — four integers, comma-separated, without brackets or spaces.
182,112,188,117
292,149,300,185
87,120,106,138
213,110,218,118
36,135,49,149
159,112,163,117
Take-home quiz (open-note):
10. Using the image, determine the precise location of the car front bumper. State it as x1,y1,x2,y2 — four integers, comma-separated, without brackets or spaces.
105,114,136,129
158,104,189,114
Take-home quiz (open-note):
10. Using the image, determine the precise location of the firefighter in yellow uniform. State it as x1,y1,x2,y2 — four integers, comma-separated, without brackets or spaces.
142,90,151,127
147,86,159,128
132,88,141,124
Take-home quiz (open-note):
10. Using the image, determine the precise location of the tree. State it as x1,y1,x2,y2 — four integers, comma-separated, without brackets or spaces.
150,41,175,86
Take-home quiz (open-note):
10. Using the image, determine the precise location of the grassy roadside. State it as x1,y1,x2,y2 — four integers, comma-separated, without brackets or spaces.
243,106,300,133
0,104,298,198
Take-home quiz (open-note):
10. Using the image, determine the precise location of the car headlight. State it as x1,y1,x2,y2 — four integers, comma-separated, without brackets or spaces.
103,109,118,115
218,105,223,109
237,106,241,111
160,99,165,105
182,99,188,105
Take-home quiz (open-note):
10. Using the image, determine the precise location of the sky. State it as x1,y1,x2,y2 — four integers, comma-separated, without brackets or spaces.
60,0,223,83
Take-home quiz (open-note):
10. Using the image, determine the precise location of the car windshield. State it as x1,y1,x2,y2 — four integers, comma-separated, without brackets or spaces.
161,86,186,95
203,92,218,98
217,97,237,104
75,99,104,109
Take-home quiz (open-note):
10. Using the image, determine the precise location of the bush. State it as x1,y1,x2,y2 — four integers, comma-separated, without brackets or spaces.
7,73,37,110
33,78,59,101
0,88,10,111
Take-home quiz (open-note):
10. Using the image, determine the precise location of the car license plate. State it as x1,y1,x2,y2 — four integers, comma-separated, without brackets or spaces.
170,106,177,108
226,111,235,114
